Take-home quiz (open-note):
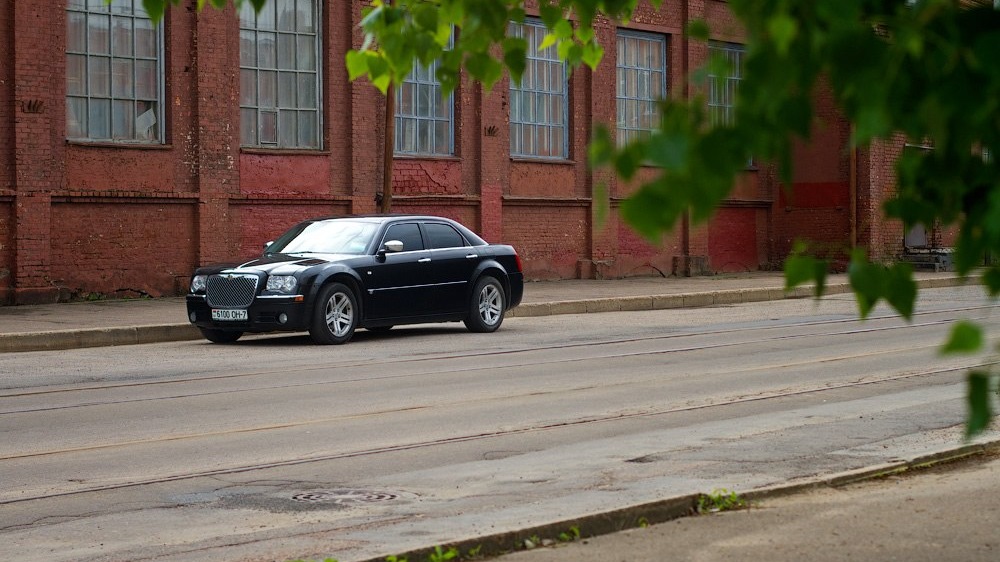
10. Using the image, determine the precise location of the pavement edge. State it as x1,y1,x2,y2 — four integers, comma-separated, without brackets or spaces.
350,438,1000,562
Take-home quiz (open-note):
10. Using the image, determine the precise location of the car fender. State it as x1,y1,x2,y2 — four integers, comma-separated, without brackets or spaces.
303,266,365,309
469,259,512,306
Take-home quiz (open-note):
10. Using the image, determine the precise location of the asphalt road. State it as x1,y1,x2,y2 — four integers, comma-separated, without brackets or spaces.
2,286,998,561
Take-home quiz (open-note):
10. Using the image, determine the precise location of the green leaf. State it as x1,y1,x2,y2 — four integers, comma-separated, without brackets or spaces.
502,37,528,83
686,19,710,41
784,252,828,298
884,263,916,320
581,42,604,69
983,266,1000,296
345,50,369,81
142,0,167,22
966,371,993,439
943,321,984,355
848,253,882,319
466,52,503,88
767,14,798,56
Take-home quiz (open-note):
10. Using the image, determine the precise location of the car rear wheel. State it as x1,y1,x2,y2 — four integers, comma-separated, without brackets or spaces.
309,282,358,345
464,276,506,333
199,327,243,344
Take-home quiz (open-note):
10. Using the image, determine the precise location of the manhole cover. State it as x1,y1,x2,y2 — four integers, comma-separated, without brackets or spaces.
290,489,401,504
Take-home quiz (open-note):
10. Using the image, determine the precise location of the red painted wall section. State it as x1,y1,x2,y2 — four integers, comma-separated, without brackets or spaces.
503,205,588,279
394,203,478,232
709,208,758,272
239,154,333,196
49,203,197,298
510,162,577,198
612,217,682,277
773,83,852,265
232,203,351,262
68,148,179,193
392,159,463,195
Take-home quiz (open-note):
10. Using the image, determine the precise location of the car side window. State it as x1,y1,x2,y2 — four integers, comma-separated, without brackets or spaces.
424,223,468,249
383,223,424,252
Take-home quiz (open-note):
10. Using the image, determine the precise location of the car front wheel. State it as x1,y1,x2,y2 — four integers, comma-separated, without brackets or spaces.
309,282,358,345
199,327,243,344
464,276,506,333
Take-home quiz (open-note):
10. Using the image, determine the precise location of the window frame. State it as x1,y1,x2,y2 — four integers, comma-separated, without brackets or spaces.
706,41,745,128
65,0,165,144
239,0,323,150
615,29,668,147
395,33,455,156
509,18,569,160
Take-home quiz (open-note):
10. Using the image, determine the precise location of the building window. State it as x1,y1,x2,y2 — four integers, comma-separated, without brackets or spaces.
395,42,453,155
240,0,321,149
509,19,568,159
66,0,164,143
707,41,745,127
616,31,667,147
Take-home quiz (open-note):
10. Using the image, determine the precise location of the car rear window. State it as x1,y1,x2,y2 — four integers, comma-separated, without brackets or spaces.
425,223,467,249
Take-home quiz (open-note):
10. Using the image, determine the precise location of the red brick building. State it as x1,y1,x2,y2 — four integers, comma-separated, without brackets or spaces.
0,0,907,305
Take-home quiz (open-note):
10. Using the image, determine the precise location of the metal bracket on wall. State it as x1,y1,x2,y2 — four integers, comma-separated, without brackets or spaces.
20,99,45,113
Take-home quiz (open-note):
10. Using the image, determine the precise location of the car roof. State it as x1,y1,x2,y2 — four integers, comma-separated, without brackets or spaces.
309,215,460,224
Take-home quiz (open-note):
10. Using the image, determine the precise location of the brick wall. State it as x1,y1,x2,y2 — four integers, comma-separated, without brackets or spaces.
49,202,197,298
503,204,589,279
0,1,894,302
770,83,853,267
0,203,12,295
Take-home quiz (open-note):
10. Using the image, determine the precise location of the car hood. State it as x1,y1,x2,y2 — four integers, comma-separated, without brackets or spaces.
201,253,357,275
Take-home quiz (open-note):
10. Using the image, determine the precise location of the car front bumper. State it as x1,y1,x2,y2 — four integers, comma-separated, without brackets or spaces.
186,294,311,333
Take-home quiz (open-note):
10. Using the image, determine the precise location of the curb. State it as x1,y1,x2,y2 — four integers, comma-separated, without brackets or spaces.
0,324,201,353
351,438,1000,562
0,276,972,353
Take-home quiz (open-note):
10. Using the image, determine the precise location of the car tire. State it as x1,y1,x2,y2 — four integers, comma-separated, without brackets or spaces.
464,276,506,333
199,328,243,344
309,282,358,345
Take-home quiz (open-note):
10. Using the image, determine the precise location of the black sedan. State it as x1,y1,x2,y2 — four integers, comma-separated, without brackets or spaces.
186,215,524,344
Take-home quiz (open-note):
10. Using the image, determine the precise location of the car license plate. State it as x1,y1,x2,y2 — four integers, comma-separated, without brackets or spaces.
212,309,248,321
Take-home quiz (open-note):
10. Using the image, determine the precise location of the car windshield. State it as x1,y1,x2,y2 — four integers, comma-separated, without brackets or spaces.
267,220,379,255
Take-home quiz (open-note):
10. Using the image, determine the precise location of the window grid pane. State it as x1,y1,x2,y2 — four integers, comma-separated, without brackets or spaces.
616,31,667,148
510,19,568,159
707,41,745,127
394,31,454,156
66,0,163,143
240,0,321,149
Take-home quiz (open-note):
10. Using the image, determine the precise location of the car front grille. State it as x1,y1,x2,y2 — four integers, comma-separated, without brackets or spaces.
206,273,259,308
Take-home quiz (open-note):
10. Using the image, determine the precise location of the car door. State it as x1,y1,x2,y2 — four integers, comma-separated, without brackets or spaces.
420,221,479,314
363,222,434,320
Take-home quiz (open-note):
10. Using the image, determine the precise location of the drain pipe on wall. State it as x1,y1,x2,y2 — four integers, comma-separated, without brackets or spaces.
850,124,857,249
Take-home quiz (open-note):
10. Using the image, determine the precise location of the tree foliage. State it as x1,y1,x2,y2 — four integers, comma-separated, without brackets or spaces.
143,0,999,435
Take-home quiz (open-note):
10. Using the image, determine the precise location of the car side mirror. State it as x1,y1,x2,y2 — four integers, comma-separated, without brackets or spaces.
377,240,404,261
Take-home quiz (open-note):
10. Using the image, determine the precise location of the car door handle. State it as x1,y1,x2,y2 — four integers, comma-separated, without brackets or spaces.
418,258,431,263
466,254,479,259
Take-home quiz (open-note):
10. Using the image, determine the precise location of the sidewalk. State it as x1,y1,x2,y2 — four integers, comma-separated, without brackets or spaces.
0,271,975,352
494,446,1000,562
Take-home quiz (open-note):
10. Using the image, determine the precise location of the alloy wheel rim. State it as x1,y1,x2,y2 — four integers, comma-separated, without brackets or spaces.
478,284,502,325
326,292,354,336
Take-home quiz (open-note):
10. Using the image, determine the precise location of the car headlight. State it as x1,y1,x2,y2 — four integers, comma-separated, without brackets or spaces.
190,274,207,293
266,275,298,294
